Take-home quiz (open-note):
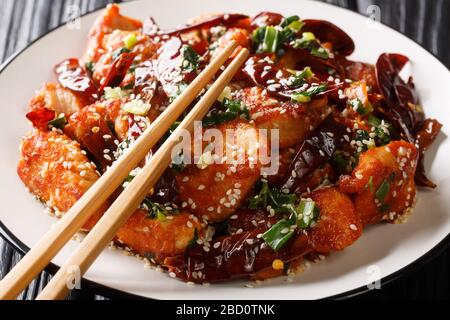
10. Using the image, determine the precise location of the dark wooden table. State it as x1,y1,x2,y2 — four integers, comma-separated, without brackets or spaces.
0,0,448,300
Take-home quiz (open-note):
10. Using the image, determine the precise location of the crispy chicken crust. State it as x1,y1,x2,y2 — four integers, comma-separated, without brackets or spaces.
29,83,87,116
238,86,329,149
17,130,103,229
339,140,418,226
309,186,362,252
64,102,119,170
116,209,202,262
176,119,264,222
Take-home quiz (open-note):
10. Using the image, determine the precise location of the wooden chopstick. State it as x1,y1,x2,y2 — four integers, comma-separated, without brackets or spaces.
36,48,250,300
0,40,239,300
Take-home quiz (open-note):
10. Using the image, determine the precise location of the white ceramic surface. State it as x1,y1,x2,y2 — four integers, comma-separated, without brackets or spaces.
0,0,449,300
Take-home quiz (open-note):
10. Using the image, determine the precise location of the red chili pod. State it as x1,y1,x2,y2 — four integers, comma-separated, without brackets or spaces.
242,56,343,100
164,229,311,283
99,52,136,92
159,13,249,36
414,118,442,188
375,53,424,141
26,107,56,131
302,19,355,56
54,58,98,104
251,11,284,27
279,115,346,193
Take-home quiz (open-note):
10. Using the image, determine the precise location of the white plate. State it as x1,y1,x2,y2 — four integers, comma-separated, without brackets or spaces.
0,0,449,300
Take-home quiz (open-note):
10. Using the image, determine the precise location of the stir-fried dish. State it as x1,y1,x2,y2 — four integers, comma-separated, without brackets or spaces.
18,5,442,284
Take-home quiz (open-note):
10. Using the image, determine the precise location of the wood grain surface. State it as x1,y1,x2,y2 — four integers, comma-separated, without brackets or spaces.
0,0,448,300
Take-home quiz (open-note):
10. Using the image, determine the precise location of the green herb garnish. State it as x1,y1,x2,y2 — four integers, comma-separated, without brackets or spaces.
291,32,330,59
181,45,200,72
291,84,327,103
203,98,250,126
112,47,131,60
141,198,177,221
252,16,304,54
48,116,67,129
248,180,295,213
331,153,349,174
187,228,199,249
262,199,320,251
85,61,94,74
295,199,320,229
262,216,296,251
375,179,390,202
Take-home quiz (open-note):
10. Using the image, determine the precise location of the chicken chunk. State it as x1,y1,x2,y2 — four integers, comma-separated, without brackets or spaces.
29,83,87,117
212,28,251,59
238,86,329,149
116,209,203,262
176,119,265,223
339,141,418,225
309,186,362,252
17,130,104,229
64,102,119,170
83,4,142,64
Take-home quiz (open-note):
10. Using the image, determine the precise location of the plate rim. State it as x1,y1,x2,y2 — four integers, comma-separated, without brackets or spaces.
0,0,449,300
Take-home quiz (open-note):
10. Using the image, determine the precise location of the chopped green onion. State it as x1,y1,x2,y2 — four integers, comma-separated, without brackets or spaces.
203,98,250,126
248,180,296,213
296,199,320,229
112,47,131,60
375,179,390,202
366,176,374,193
291,93,311,103
287,67,314,88
187,228,199,249
181,45,200,72
262,26,279,53
85,61,94,73
141,198,176,221
262,217,295,251
331,153,348,174
262,198,320,251
280,15,300,28
104,87,130,100
368,115,382,126
123,33,138,49
48,116,67,129
122,98,151,115
301,32,316,42
311,45,329,59
291,84,327,103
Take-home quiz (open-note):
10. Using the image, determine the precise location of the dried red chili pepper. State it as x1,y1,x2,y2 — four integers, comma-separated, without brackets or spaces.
164,229,310,283
54,58,98,104
25,108,56,131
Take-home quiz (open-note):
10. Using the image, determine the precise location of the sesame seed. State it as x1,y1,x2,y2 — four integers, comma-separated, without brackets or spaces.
349,224,358,231
213,242,220,249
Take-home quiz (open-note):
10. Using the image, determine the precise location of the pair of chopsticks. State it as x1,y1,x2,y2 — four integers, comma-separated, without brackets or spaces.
0,40,249,300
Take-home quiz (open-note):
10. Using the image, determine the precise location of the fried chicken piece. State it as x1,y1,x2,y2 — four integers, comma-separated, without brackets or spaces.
83,4,142,64
17,130,104,229
309,186,362,252
176,119,264,223
238,86,329,149
116,209,203,263
212,28,251,59
339,140,418,226
64,102,119,170
29,83,87,117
